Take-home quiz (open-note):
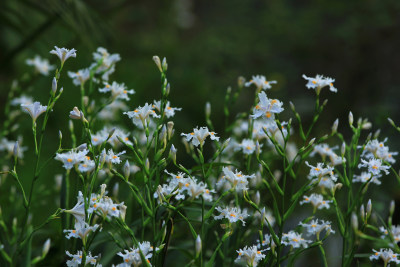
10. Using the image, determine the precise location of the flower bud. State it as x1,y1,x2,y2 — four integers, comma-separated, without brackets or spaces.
145,158,150,171
167,121,174,139
254,191,260,205
166,83,170,96
13,141,19,159
323,99,328,106
42,238,51,257
388,118,396,127
52,77,57,95
360,204,365,222
390,200,395,216
195,235,202,256
205,102,211,118
169,145,177,164
289,101,296,112
349,111,354,126
308,138,315,146
341,142,346,157
255,141,261,157
152,56,162,72
119,204,127,221
362,122,372,130
100,184,107,197
123,160,130,179
238,76,245,88
366,199,372,219
373,129,381,139
351,212,358,232
83,96,89,107
332,119,339,134
59,130,63,141
221,138,231,151
113,183,119,197
162,57,168,72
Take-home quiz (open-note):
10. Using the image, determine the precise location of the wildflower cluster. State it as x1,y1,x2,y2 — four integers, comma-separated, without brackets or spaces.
0,47,399,267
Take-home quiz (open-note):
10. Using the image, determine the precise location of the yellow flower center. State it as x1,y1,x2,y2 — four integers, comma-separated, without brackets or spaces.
312,80,317,84
230,213,236,217
372,165,378,170
67,158,73,162
265,112,272,118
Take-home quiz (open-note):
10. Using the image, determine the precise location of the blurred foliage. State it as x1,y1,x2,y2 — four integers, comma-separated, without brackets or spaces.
1,0,400,265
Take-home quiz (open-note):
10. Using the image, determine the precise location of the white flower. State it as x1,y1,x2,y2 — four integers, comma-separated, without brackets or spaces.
99,81,135,100
235,245,267,266
66,250,100,267
358,158,390,176
50,46,76,65
92,47,120,80
302,74,337,93
251,91,284,121
245,75,277,90
55,149,89,170
101,149,126,165
117,241,156,267
124,103,160,127
259,207,276,227
68,69,91,86
78,156,96,173
281,231,312,248
10,95,33,106
21,102,47,122
257,234,276,250
214,206,249,226
300,193,332,210
217,167,255,191
64,222,100,241
370,248,400,265
236,139,258,155
379,225,400,243
299,219,334,238
98,100,128,120
26,55,55,76
152,100,182,118
65,192,86,226
181,126,219,147
305,161,335,180
362,139,397,164
353,172,382,185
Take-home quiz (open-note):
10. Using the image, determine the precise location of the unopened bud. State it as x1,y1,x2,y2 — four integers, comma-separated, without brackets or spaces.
323,99,328,106
166,83,170,96
120,204,127,221
100,184,107,197
360,204,365,222
167,121,174,139
59,87,64,94
169,145,177,164
308,138,315,146
255,141,261,156
390,200,395,216
152,56,162,72
13,141,19,159
59,130,62,141
349,111,354,126
124,161,130,179
388,118,396,127
83,96,89,107
362,122,372,130
341,142,346,157
238,76,245,88
205,102,211,118
366,199,372,218
42,238,51,257
69,120,74,132
333,183,343,195
366,132,372,141
289,101,296,112
373,129,381,139
195,235,202,256
351,212,358,232
162,57,168,72
52,78,57,94
254,191,260,205
145,158,150,171
113,183,119,197
221,138,231,150
332,119,339,134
